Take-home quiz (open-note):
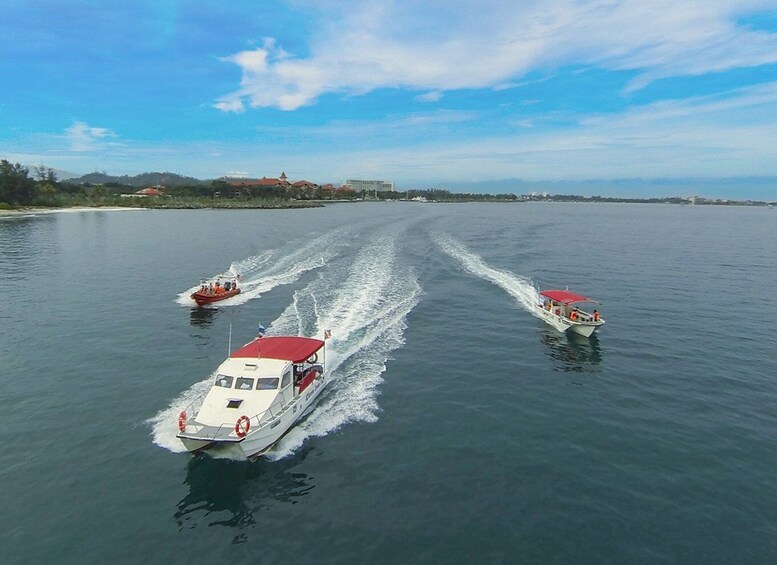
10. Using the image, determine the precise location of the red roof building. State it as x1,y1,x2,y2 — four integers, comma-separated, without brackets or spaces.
226,173,291,188
135,187,164,196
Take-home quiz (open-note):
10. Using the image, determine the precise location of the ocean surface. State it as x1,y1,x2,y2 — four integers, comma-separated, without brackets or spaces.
1,202,776,564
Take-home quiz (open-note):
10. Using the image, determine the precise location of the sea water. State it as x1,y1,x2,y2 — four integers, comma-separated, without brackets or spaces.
1,203,776,563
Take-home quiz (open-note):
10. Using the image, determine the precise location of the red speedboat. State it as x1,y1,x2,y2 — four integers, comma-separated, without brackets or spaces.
191,275,241,306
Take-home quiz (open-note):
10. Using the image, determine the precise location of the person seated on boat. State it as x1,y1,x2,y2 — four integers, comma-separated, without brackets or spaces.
593,310,600,322
569,308,578,321
224,281,231,291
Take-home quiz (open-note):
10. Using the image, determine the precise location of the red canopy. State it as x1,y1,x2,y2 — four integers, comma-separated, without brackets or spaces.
540,290,598,305
231,336,324,363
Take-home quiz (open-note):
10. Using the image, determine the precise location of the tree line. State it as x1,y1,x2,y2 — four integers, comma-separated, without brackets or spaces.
0,161,58,207
0,160,364,208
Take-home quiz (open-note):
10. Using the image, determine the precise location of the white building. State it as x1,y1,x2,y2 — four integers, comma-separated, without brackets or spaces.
345,179,395,192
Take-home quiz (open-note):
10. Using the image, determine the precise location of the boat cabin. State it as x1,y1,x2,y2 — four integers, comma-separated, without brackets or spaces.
540,290,601,323
192,336,325,429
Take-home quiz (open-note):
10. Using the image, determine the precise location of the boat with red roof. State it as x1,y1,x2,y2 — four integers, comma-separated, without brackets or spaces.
177,329,331,459
537,289,605,337
190,274,241,306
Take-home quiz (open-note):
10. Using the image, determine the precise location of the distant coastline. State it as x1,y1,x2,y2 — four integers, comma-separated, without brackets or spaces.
3,162,774,210
0,201,324,216
1,195,774,217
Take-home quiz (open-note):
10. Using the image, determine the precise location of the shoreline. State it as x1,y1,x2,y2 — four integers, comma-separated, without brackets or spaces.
0,206,147,217
2,199,773,217
0,201,324,216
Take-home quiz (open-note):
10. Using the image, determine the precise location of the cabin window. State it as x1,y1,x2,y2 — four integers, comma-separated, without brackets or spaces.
256,377,279,390
281,370,292,389
235,377,254,390
215,375,233,388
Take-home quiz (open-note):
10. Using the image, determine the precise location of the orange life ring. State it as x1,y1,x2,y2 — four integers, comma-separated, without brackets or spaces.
235,415,251,437
178,411,187,433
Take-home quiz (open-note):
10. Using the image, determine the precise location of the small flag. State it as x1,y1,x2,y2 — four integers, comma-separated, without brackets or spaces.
257,324,266,337
324,329,332,339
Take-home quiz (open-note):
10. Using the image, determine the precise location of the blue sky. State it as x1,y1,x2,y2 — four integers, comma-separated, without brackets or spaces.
2,0,777,197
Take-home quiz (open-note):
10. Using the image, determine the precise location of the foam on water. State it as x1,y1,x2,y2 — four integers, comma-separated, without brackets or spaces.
152,229,421,458
174,230,347,306
267,236,422,459
147,375,214,453
227,250,273,277
435,234,542,317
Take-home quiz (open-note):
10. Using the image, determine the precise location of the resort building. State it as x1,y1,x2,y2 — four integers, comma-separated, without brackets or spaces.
345,179,395,192
121,186,165,198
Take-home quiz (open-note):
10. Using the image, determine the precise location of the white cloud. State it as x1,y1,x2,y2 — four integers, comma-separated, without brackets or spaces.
416,91,443,102
213,98,244,113
66,121,117,152
11,79,774,187
215,0,777,111
247,79,777,183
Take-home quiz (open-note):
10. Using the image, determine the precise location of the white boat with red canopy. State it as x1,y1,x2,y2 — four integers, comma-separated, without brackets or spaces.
537,289,604,337
177,332,329,459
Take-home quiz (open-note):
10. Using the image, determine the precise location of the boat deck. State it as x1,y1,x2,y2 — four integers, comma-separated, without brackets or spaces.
178,422,244,443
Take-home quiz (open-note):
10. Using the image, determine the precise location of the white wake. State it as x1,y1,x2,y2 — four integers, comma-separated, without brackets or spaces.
435,234,542,316
267,237,422,459
147,375,214,453
175,230,347,307
151,230,422,458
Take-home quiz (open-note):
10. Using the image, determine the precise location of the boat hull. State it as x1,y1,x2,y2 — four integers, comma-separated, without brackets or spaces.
190,288,241,306
179,369,328,460
536,305,604,337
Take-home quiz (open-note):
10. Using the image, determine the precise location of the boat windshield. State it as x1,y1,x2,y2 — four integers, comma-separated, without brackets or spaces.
256,377,279,390
235,377,253,390
215,374,233,388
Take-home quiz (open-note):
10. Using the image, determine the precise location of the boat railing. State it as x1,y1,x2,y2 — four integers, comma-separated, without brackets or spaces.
184,396,290,440
181,395,205,421
248,397,288,431
181,420,242,441
541,304,603,324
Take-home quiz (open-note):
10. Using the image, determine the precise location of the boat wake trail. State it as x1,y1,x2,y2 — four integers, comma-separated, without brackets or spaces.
435,234,542,317
175,230,347,307
151,230,422,458
147,375,214,454
267,236,422,459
